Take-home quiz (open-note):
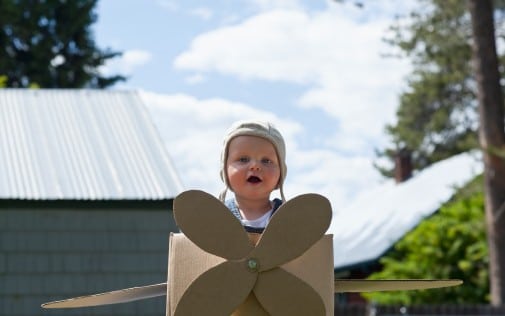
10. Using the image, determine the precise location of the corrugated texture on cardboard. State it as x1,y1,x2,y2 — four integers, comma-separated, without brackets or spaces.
166,233,334,316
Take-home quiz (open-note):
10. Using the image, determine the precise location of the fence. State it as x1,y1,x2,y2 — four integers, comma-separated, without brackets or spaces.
335,304,505,316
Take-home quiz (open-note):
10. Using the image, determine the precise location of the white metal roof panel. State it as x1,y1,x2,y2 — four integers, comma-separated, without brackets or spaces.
0,89,184,200
330,151,482,269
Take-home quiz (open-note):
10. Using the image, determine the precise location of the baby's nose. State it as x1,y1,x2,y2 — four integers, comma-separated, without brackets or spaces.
249,160,261,170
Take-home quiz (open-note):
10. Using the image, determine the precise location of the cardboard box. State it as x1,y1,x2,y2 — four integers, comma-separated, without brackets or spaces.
166,233,334,315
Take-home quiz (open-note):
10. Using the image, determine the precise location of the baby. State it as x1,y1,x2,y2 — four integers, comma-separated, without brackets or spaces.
219,120,287,233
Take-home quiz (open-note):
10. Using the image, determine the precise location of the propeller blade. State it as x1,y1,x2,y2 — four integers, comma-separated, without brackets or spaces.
334,279,463,293
41,283,167,308
174,261,257,316
233,293,270,316
173,190,253,259
251,193,332,271
254,267,326,316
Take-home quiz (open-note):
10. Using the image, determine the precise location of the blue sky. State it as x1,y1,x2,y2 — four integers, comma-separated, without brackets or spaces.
93,0,420,210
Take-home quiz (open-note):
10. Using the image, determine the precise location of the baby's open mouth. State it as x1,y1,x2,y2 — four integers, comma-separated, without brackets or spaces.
247,176,262,183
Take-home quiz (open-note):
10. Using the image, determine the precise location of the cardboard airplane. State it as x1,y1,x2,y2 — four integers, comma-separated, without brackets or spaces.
42,190,462,315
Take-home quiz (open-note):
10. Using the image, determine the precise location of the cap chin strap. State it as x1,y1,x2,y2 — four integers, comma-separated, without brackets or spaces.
219,188,228,202
279,187,286,202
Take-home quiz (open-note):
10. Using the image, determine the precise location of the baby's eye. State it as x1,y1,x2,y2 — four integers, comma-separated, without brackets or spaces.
239,157,250,163
261,158,272,164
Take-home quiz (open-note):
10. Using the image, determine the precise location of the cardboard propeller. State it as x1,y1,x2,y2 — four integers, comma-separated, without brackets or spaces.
42,190,462,315
170,190,332,315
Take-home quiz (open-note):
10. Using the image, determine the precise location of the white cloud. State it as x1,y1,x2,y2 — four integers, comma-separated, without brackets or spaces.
120,50,153,73
102,49,152,76
174,10,322,83
287,148,384,210
246,0,304,11
189,7,214,20
173,6,412,155
185,73,206,85
156,0,179,12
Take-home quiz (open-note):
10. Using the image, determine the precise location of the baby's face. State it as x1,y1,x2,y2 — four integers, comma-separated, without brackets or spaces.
226,135,280,201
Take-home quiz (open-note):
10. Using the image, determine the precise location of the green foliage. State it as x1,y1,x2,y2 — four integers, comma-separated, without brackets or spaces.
375,0,505,175
0,0,125,88
363,177,489,304
0,75,6,87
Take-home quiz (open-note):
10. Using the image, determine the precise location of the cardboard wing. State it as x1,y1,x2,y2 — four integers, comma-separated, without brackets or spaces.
40,283,167,308
334,279,462,293
42,190,463,315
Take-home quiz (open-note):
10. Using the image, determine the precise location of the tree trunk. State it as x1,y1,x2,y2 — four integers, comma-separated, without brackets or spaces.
468,0,505,306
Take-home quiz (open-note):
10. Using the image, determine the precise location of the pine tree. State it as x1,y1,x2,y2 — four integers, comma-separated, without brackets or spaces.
375,0,505,176
0,0,124,88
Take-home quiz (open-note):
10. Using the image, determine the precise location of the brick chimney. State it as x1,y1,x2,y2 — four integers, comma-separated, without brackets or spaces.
394,148,412,183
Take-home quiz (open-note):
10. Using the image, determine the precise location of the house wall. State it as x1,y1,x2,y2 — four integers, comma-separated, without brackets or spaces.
0,204,177,316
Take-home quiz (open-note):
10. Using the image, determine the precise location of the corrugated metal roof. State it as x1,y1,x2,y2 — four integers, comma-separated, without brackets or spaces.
0,89,184,200
330,151,482,269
